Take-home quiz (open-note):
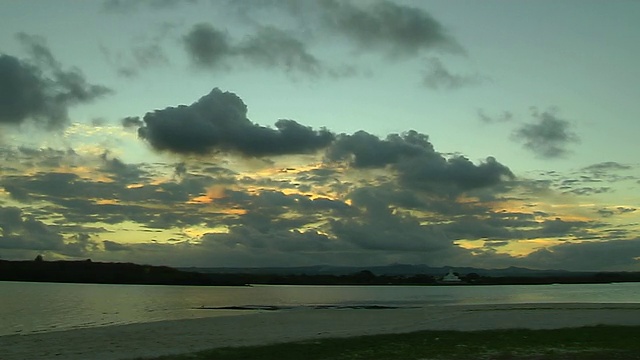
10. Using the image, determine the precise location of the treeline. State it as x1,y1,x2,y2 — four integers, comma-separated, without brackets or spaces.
467,272,640,285
206,270,640,286
2,260,639,286
205,270,438,286
0,259,244,286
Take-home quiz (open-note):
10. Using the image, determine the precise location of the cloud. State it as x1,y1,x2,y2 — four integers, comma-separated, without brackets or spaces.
512,109,579,158
0,34,111,129
100,43,170,78
317,0,463,56
137,87,335,156
236,26,322,75
582,161,631,173
422,57,483,90
183,24,322,76
183,24,233,69
540,161,637,196
327,130,431,168
327,130,514,194
102,0,198,12
121,116,144,129
477,109,514,123
0,206,65,251
182,1,467,79
521,238,640,271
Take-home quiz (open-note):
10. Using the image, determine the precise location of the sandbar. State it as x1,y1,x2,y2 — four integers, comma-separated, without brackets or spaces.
1,303,639,360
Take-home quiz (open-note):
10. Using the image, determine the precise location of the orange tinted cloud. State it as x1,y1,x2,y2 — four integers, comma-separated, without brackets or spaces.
187,185,227,204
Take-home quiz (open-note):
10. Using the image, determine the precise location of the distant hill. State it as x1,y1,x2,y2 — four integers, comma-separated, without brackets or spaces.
181,264,590,278
180,264,640,285
4,260,637,286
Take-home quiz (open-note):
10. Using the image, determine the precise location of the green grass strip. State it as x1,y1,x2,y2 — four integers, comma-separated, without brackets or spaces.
139,325,640,360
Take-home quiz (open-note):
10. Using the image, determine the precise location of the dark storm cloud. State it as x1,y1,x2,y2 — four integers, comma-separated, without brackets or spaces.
0,34,111,129
317,0,463,56
137,88,335,156
328,130,514,194
512,110,579,158
422,57,483,90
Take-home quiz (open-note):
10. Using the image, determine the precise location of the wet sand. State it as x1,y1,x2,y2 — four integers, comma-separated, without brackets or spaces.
1,303,639,360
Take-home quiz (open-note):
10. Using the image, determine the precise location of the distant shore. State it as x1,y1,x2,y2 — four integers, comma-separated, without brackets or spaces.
1,303,639,360
3,259,640,286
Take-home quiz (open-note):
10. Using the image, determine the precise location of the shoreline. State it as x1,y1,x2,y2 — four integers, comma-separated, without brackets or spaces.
2,303,639,360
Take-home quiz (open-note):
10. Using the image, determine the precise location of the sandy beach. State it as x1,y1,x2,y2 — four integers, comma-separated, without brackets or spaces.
1,303,639,360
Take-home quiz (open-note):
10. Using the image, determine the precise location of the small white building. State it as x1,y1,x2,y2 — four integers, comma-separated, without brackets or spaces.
441,269,462,283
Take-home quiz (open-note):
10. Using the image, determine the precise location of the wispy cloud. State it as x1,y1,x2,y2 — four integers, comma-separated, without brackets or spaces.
512,109,579,158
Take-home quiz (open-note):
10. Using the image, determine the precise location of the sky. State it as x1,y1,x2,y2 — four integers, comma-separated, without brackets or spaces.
1,0,639,271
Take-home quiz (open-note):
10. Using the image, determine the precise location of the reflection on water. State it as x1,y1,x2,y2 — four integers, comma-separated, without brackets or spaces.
1,281,638,336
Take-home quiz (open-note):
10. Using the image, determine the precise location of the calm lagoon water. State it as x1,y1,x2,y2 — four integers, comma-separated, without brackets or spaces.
1,281,638,336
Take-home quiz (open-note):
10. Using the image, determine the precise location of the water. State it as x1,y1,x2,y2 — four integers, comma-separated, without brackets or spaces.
0,281,638,336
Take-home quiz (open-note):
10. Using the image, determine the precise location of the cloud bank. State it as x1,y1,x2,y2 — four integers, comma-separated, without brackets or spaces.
0,34,111,129
136,88,334,156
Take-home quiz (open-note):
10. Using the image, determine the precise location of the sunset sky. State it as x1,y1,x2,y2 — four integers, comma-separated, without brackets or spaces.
1,0,639,271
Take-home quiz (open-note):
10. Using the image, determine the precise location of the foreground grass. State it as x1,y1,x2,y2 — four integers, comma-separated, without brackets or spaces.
140,325,640,360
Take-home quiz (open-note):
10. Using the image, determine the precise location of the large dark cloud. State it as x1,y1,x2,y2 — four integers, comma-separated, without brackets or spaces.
136,88,335,156
0,34,111,129
512,110,579,158
327,130,514,194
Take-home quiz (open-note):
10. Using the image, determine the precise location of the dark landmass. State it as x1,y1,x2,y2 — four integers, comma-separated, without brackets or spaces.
184,264,581,277
184,264,640,285
192,269,640,286
0,259,245,286
2,259,639,286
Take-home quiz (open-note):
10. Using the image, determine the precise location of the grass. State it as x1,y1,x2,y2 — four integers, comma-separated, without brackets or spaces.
139,325,640,360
